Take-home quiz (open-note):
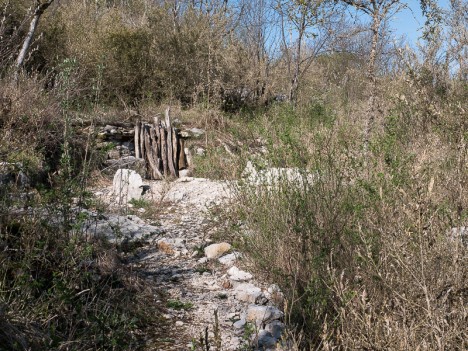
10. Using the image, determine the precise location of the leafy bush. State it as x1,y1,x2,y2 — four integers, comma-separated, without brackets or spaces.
0,192,158,350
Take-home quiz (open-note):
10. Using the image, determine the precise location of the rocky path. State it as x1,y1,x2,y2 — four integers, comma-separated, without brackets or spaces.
91,177,286,351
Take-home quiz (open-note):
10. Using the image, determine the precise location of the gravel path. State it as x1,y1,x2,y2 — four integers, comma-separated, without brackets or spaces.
92,177,285,351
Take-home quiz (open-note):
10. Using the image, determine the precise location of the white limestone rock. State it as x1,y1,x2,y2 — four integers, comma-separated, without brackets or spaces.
246,305,283,325
233,319,246,329
234,283,262,303
218,252,240,266
81,212,160,243
228,266,253,282
113,169,144,203
204,242,231,259
180,127,205,138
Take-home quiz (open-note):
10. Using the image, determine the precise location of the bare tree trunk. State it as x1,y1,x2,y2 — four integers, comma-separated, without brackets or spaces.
364,10,381,152
14,1,54,82
279,5,292,90
339,0,405,154
289,16,305,105
178,138,187,170
149,127,163,179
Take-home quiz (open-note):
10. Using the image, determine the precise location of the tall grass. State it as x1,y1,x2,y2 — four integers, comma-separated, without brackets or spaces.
230,88,467,349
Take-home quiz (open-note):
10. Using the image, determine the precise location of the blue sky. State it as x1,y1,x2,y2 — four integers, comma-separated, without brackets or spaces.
270,0,453,54
385,0,450,45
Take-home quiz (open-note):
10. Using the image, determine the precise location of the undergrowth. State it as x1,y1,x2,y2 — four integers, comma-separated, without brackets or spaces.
221,81,467,349
0,76,164,350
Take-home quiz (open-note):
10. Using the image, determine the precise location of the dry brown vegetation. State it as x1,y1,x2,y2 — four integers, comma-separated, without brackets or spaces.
0,0,466,350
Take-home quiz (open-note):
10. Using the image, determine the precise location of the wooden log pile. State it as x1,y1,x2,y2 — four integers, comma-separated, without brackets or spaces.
134,107,187,179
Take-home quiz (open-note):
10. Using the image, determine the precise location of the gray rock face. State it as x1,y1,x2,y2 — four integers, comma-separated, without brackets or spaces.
146,177,229,209
0,162,30,187
113,169,144,203
233,318,246,329
180,128,205,138
255,294,269,306
256,330,277,348
81,212,161,243
246,305,283,325
265,320,285,339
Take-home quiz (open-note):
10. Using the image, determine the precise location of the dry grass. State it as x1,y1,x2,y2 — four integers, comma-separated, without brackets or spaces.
1,2,466,349
223,72,467,350
0,207,164,350
0,74,168,350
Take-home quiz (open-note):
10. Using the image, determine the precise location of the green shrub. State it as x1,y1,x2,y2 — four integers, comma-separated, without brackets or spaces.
0,71,162,350
0,206,154,350
101,26,152,103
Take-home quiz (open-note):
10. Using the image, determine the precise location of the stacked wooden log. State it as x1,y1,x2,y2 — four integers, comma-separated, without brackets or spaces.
134,107,187,179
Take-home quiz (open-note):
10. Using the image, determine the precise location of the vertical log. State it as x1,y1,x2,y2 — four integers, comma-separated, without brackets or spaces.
172,128,180,176
143,125,151,177
160,125,168,176
165,107,177,177
139,122,146,160
134,122,141,159
149,127,159,162
149,127,163,179
154,116,161,159
144,125,162,179
153,116,163,174
178,138,187,169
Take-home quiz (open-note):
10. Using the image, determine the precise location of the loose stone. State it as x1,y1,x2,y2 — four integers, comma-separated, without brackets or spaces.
246,305,283,325
228,266,253,281
204,242,231,259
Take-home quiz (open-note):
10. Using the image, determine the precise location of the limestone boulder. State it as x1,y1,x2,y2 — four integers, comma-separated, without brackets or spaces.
234,283,262,303
81,212,161,243
113,169,144,203
204,242,231,259
218,252,240,266
228,266,253,282
246,305,283,325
